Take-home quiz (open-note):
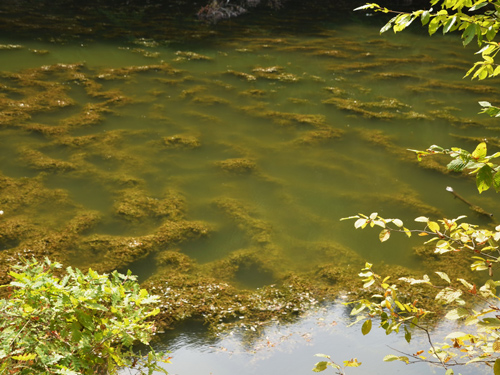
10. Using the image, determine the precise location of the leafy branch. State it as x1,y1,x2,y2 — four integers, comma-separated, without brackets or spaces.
356,0,500,113
312,354,361,374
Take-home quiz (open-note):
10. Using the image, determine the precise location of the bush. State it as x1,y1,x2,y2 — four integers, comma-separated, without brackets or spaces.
0,257,169,375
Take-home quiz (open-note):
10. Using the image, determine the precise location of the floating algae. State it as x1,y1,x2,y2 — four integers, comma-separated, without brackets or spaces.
263,111,328,127
29,49,49,55
312,49,350,58
406,79,498,95
191,95,230,105
161,134,201,149
322,97,396,120
371,72,423,81
174,51,213,61
324,86,347,97
96,63,182,80
156,250,194,272
0,44,22,50
450,133,500,149
225,70,257,81
215,158,257,173
113,188,185,221
142,271,323,335
184,110,221,123
428,109,483,128
354,128,453,175
214,198,273,245
292,128,344,146
252,66,301,82
179,85,207,99
239,88,267,97
60,102,113,128
118,47,161,58
18,147,77,172
155,76,193,86
327,62,385,73
205,248,280,286
311,242,365,287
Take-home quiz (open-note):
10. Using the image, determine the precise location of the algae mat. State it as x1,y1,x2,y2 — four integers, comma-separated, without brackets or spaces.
0,10,499,334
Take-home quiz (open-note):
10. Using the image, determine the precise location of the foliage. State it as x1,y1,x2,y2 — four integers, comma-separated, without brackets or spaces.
355,0,500,114
341,210,500,374
0,257,170,375
312,354,361,375
411,142,500,193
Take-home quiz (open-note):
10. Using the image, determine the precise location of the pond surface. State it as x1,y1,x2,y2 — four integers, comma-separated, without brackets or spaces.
0,5,499,374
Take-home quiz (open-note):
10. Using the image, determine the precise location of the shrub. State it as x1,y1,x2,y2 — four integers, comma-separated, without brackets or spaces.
0,257,169,375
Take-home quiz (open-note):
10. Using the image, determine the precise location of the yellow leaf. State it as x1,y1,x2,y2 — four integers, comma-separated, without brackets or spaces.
428,221,440,233
472,142,487,160
343,358,362,367
12,353,37,361
379,229,391,242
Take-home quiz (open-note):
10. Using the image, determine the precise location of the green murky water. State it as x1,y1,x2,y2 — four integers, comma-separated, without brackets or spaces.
0,7,499,374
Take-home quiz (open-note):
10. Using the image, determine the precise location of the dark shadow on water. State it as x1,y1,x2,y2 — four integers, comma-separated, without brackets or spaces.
235,263,276,289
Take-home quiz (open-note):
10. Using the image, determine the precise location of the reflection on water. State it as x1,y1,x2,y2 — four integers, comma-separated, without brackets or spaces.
123,303,488,375
0,7,499,374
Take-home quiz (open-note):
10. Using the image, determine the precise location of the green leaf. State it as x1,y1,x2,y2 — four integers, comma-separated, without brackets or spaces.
312,361,329,372
421,10,431,25
428,16,441,35
76,311,96,331
469,0,488,11
479,317,500,329
404,326,411,343
494,358,500,375
381,15,398,33
447,157,468,171
493,170,500,191
443,15,457,34
486,26,497,41
476,165,493,193
362,319,372,335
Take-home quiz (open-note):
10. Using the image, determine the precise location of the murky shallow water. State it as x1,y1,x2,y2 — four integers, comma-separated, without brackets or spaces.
1,6,500,374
